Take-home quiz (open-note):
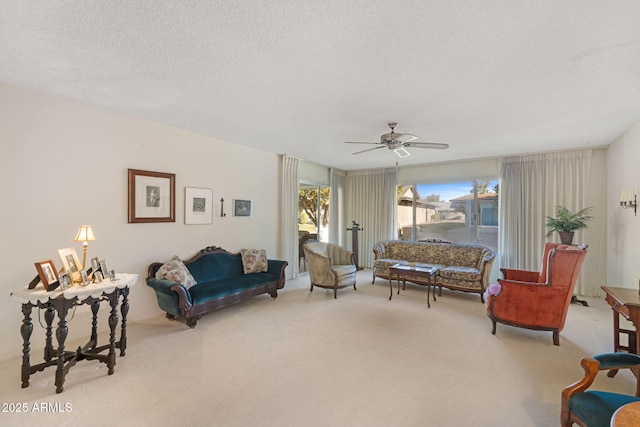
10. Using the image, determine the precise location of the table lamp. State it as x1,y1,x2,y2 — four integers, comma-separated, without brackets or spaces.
74,225,96,269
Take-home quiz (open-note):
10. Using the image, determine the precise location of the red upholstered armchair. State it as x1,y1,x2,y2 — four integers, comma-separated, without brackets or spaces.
485,243,588,346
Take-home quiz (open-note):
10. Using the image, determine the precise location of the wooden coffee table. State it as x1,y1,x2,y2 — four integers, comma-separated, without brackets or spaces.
388,264,439,308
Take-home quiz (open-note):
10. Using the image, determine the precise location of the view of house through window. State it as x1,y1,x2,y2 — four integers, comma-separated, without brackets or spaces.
298,184,330,242
397,180,499,251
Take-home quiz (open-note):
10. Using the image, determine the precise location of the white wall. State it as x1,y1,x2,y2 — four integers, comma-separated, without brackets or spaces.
607,122,640,289
0,83,281,361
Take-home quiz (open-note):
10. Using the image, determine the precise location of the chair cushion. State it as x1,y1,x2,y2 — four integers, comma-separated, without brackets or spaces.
333,264,356,278
155,256,197,289
333,265,356,287
190,273,278,305
570,391,640,427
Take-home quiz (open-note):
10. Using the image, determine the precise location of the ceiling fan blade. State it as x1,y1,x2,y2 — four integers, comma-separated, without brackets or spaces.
352,146,387,155
404,142,450,149
344,141,381,145
395,133,417,143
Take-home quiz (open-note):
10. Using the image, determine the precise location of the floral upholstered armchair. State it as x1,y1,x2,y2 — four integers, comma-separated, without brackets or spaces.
485,243,588,346
303,241,357,299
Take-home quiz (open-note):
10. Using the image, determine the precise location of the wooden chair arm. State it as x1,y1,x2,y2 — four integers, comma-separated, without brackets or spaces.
561,358,599,426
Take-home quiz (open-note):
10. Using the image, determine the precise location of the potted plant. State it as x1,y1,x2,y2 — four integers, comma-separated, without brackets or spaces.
545,206,593,244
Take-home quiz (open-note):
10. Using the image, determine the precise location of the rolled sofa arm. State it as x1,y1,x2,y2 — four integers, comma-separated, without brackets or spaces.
372,242,388,259
146,277,194,317
267,259,288,289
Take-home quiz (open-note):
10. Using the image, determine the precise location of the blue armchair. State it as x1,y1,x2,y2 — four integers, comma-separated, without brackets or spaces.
561,353,640,426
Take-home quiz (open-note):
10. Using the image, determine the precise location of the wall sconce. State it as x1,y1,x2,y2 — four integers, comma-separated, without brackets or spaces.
620,190,638,216
74,225,96,269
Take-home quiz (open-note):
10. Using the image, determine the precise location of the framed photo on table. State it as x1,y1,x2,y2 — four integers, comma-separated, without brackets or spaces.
185,187,213,224
128,169,175,223
99,260,109,278
58,247,82,282
80,269,90,286
233,199,252,217
59,271,72,290
34,260,59,290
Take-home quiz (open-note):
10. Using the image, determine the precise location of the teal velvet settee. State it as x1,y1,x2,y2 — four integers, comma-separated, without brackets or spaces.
147,246,287,327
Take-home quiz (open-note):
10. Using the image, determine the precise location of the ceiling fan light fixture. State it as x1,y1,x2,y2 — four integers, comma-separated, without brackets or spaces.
393,147,411,158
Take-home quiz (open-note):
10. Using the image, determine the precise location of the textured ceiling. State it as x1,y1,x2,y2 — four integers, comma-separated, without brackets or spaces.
2,1,640,170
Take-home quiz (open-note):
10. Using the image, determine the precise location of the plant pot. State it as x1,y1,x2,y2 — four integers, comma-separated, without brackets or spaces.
559,232,574,245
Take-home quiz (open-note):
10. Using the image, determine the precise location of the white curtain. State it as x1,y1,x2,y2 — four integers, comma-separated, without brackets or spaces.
345,168,397,268
281,155,299,279
499,149,592,293
329,168,346,246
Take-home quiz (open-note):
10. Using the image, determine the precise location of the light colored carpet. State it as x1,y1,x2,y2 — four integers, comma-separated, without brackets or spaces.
0,270,636,427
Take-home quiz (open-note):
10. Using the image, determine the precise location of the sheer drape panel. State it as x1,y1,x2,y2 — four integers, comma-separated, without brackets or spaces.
329,168,346,246
345,168,397,268
281,155,299,279
499,149,592,293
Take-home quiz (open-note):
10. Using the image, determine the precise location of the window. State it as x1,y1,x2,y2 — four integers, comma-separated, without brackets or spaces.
298,184,330,242
397,180,498,250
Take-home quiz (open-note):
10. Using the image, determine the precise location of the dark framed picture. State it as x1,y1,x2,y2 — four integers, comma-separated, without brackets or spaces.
34,260,59,289
128,169,176,223
185,187,213,224
233,199,252,217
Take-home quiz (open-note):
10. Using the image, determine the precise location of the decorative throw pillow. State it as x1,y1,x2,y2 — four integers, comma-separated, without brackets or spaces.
155,255,197,289
241,249,268,274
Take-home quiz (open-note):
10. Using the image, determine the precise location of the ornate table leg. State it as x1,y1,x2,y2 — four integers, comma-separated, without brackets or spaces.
90,299,99,349
43,304,55,361
120,288,129,356
107,292,119,375
54,300,70,394
20,304,33,388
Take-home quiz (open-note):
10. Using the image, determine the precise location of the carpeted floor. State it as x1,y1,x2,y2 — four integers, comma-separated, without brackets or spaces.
0,270,636,427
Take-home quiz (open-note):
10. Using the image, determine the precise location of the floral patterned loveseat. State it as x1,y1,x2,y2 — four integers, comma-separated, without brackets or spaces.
372,240,496,302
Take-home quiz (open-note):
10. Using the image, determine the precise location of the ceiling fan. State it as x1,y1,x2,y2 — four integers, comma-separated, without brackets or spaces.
345,122,449,158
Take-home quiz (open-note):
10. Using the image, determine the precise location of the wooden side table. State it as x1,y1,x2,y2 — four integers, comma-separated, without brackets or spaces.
611,401,640,426
11,273,138,393
388,264,438,308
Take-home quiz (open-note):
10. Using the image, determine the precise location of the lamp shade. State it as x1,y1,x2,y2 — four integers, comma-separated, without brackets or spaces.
74,225,96,242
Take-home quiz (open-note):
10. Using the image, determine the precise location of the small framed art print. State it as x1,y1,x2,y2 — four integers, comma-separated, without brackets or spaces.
185,187,213,224
233,199,252,217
